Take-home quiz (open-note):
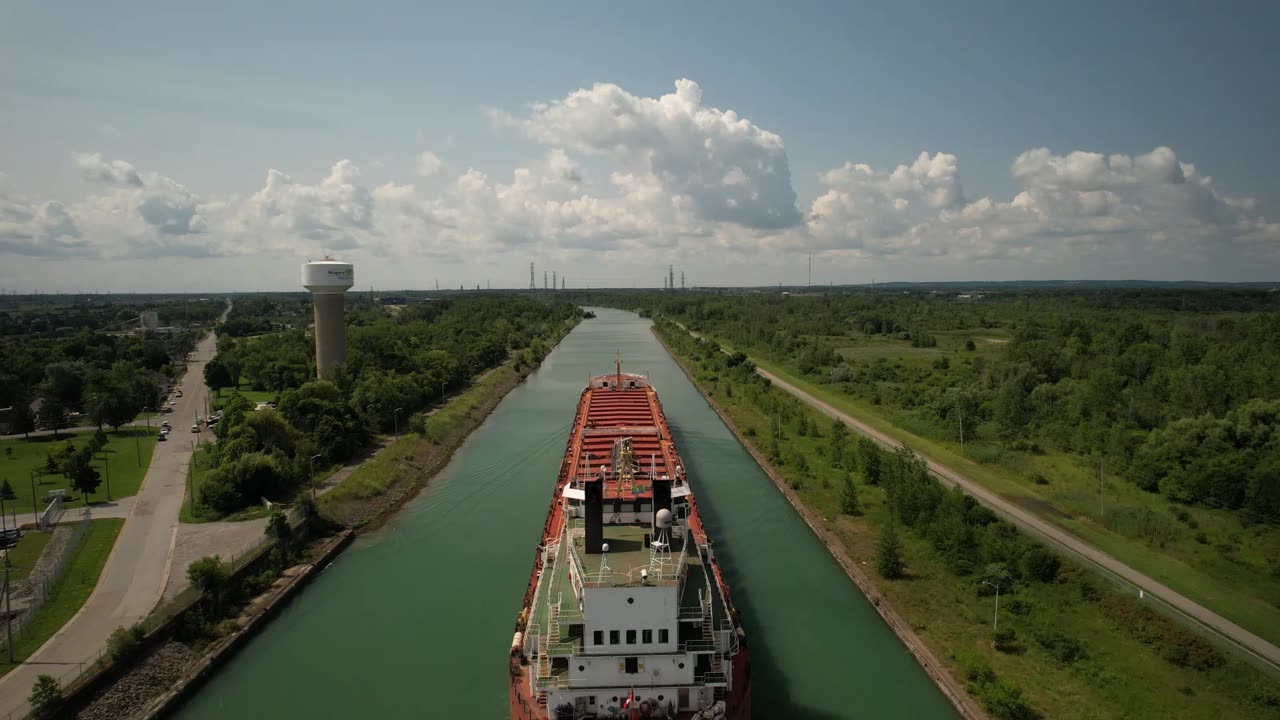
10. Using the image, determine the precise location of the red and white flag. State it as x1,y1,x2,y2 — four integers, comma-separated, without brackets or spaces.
622,688,635,708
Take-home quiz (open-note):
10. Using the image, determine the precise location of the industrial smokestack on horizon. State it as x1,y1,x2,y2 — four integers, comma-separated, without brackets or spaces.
302,258,354,378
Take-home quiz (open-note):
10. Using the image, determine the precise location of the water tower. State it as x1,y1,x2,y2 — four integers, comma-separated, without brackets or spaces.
301,258,354,378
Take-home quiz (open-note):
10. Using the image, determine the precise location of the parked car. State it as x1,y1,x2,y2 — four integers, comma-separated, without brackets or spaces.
157,433,167,442
161,406,174,414
191,424,199,433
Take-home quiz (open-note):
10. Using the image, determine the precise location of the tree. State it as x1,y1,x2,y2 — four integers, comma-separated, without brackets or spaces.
0,478,16,524
204,358,233,397
840,473,861,516
830,419,849,468
11,394,36,438
965,339,976,352
70,457,102,499
876,523,905,579
266,507,291,545
29,674,62,717
35,396,67,436
860,438,883,485
187,555,229,599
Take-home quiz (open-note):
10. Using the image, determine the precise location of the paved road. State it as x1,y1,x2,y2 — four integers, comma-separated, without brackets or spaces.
0,330,220,716
672,322,1280,669
753,364,1280,669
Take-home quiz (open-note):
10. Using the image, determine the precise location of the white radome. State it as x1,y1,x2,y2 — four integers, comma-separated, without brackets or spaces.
655,508,672,529
302,260,355,294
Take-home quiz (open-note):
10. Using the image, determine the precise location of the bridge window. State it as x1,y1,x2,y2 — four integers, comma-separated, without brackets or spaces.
593,630,604,645
625,657,639,674
659,628,669,644
626,629,636,644
609,630,620,644
642,629,652,644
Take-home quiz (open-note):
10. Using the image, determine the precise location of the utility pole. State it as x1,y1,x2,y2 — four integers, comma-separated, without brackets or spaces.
5,547,12,663
808,253,812,287
561,277,565,290
101,451,111,501
435,279,439,291
187,442,194,515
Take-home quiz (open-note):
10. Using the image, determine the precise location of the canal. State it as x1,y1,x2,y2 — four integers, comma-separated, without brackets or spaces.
176,308,955,719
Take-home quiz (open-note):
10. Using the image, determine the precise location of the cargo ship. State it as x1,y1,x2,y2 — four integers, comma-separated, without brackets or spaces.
510,361,750,720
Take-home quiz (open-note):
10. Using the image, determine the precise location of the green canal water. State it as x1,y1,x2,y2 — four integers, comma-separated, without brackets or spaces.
177,308,955,719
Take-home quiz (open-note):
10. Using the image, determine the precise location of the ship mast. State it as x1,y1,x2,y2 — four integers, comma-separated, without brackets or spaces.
615,349,622,391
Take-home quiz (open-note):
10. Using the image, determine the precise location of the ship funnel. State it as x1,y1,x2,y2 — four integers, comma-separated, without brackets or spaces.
585,476,604,554
652,474,672,537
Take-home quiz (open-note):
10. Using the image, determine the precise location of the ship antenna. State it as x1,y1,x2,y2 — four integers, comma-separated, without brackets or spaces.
599,542,611,584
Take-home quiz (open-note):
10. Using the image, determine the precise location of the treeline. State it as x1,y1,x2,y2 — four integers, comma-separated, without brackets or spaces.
0,296,224,338
592,290,1280,523
1,328,206,434
194,295,583,515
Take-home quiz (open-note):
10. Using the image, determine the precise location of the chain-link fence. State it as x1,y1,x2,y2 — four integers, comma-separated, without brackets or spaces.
2,508,91,657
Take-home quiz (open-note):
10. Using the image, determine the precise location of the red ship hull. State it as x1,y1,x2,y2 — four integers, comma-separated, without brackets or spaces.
508,374,751,719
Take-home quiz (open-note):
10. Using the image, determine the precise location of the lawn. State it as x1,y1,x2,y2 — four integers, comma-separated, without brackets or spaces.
0,427,160,516
720,340,1280,648
210,379,279,411
3,530,51,582
0,518,124,679
662,328,1280,720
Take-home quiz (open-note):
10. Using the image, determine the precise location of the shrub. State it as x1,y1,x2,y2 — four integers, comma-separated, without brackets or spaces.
107,624,144,661
1030,473,1050,485
1005,598,1032,616
993,628,1020,653
29,675,62,717
1022,547,1061,583
980,679,1038,720
1035,628,1086,664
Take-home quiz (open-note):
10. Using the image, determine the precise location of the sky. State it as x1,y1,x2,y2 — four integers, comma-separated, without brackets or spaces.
1,0,1278,292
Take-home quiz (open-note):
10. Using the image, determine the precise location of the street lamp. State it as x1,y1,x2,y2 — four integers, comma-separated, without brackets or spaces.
393,408,404,438
99,451,112,501
309,453,323,501
982,580,1002,631
29,470,38,526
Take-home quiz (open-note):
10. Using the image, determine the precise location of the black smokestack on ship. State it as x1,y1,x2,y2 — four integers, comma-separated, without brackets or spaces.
652,476,672,532
585,477,604,553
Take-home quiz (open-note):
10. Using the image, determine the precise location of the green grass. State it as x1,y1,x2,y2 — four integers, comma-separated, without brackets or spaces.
210,379,279,411
0,518,125,679
4,530,52,581
663,330,1280,720
0,427,160,514
712,336,1280,648
323,364,519,504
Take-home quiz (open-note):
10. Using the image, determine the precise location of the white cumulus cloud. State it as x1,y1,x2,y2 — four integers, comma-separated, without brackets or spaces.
495,78,801,230
415,151,444,177
1,80,1277,284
